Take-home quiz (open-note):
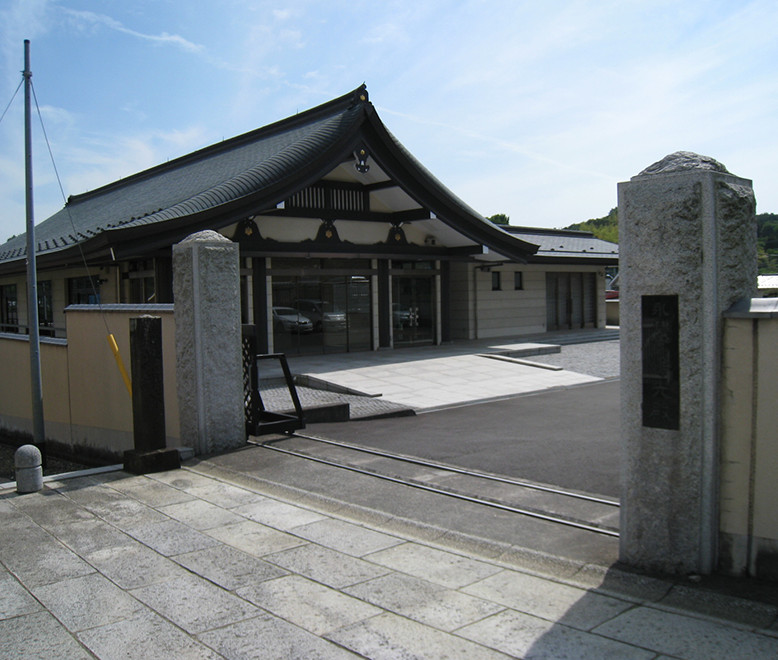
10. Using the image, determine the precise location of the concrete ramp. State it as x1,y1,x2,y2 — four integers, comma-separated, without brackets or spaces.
297,353,601,413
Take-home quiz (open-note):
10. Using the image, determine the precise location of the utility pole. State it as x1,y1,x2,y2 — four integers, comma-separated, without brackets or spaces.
24,39,46,460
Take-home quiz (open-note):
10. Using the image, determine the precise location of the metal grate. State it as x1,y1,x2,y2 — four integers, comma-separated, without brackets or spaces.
241,324,305,437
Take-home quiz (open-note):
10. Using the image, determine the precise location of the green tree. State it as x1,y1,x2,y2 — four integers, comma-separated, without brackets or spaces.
757,212,778,273
487,213,510,226
565,208,619,243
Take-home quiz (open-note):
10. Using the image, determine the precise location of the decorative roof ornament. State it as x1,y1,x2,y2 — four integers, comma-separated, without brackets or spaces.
354,147,370,174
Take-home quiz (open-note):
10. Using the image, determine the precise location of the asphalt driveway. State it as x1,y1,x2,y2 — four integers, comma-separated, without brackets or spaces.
307,378,621,498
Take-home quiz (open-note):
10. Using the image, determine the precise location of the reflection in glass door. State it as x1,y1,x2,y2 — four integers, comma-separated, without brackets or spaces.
392,275,435,346
271,274,372,355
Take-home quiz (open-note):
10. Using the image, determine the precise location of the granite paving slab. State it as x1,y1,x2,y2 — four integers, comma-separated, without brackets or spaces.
0,610,93,660
264,543,391,589
124,519,221,556
457,608,654,659
78,610,222,660
593,606,778,659
204,519,306,556
107,474,196,507
232,497,328,530
463,569,632,631
164,475,268,508
174,544,288,591
84,543,191,590
8,488,96,527
157,498,245,530
0,530,95,589
658,583,778,629
364,540,503,589
291,517,403,557
0,567,42,619
32,572,145,632
326,611,514,659
237,574,382,636
41,517,134,557
130,572,259,634
63,485,170,528
344,572,504,632
197,612,361,659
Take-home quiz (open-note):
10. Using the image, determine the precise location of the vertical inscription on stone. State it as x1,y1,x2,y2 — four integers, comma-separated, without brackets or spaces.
641,295,680,430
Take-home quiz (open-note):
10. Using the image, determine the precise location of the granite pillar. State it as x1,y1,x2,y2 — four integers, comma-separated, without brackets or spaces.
618,152,756,575
173,230,245,455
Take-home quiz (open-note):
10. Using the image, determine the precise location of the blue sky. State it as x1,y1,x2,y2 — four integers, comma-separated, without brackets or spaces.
1,0,776,244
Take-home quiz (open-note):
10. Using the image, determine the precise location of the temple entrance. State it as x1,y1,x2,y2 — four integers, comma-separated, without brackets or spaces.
392,269,436,347
270,259,372,355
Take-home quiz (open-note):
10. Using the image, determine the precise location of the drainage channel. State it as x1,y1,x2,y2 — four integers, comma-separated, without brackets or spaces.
255,432,620,538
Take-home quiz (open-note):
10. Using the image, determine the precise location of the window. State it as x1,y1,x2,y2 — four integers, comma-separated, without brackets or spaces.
514,271,523,290
127,260,156,303
491,271,501,291
0,284,18,333
68,276,100,305
37,280,54,335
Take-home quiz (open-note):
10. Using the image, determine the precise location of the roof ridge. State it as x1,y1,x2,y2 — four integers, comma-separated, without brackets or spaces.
66,85,369,206
507,226,597,238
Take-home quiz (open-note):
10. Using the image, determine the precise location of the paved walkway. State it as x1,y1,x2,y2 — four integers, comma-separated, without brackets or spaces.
3,465,778,659
262,329,620,418
3,329,778,658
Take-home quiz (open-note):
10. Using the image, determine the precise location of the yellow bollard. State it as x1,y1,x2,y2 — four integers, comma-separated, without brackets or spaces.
107,333,132,397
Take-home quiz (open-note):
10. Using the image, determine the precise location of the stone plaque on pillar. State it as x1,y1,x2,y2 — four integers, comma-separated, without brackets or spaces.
619,152,756,575
173,230,245,455
124,315,180,474
641,295,679,430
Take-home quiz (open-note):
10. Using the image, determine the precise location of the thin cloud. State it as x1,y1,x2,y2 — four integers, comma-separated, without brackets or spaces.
63,9,204,53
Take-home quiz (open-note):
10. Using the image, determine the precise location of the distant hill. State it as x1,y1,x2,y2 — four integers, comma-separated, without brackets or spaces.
564,208,618,243
565,209,778,274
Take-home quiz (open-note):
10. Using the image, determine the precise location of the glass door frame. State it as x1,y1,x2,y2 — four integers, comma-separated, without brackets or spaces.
390,260,440,347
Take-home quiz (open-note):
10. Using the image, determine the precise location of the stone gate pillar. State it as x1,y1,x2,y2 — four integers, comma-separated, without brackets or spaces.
619,152,756,575
173,230,245,455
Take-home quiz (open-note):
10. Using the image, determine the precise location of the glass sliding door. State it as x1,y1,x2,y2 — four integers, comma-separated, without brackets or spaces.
392,274,435,346
269,259,373,354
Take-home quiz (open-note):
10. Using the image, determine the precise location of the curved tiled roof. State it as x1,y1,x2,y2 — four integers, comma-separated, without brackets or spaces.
0,85,539,268
0,97,364,264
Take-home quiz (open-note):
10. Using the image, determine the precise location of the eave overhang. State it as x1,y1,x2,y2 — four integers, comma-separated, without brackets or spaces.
0,85,539,273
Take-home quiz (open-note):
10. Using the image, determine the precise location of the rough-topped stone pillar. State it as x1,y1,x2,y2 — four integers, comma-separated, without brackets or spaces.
174,230,245,455
619,152,756,575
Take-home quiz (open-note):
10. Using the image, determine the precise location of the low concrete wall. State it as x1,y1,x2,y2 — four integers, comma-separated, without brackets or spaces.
719,298,778,580
605,299,619,326
0,304,180,462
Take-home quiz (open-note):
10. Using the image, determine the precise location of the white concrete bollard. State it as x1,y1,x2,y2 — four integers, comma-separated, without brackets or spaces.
15,444,43,494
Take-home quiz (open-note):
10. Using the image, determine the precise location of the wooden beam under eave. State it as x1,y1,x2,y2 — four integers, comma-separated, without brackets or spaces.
262,207,432,223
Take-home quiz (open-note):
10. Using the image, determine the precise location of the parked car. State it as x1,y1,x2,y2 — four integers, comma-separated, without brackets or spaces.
605,274,619,299
272,307,314,333
294,299,347,332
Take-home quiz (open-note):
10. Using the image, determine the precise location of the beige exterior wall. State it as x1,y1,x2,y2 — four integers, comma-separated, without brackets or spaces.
0,305,179,461
606,299,620,326
474,266,547,339
448,262,474,339
719,311,778,578
449,263,607,340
